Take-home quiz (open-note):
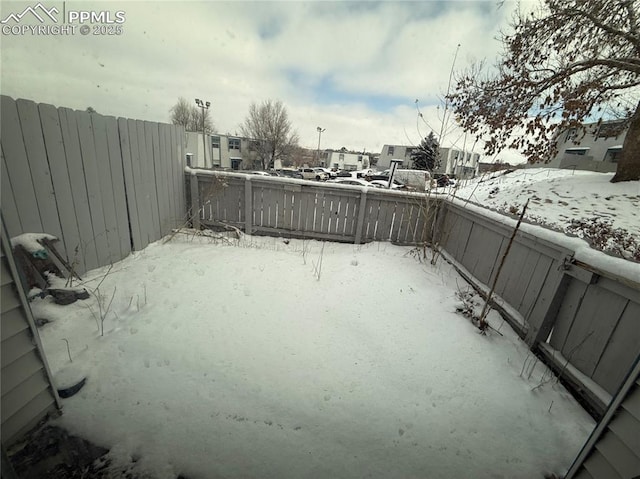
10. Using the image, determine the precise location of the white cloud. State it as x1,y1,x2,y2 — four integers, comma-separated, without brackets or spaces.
0,0,526,161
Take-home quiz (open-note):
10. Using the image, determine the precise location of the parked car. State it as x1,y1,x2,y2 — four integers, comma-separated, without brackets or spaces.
433,173,456,187
369,179,406,189
335,170,353,178
298,168,327,181
278,169,304,179
328,178,381,188
313,168,329,180
249,171,271,177
319,167,337,178
390,169,431,191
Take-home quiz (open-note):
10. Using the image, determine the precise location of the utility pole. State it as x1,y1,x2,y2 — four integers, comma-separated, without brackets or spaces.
195,99,210,167
316,126,325,166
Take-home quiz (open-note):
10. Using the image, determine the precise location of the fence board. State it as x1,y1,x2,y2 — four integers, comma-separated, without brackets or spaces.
158,123,174,231
461,223,502,284
494,242,530,302
168,126,180,225
520,254,554,320
1,97,42,234
118,118,143,250
105,116,131,259
131,119,151,248
150,123,167,235
563,286,628,378
58,108,99,271
549,278,588,351
86,112,122,264
142,121,161,242
1,151,22,236
76,110,111,266
592,302,640,395
38,103,82,266
15,99,64,247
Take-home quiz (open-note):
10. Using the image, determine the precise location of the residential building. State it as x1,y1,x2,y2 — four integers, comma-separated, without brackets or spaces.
437,147,481,179
185,132,260,170
322,149,370,171
377,145,415,170
534,120,627,173
378,144,480,178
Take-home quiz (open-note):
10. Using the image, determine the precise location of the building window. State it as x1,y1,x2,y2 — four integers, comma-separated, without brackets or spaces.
604,147,622,163
565,128,577,142
388,146,395,155
229,138,241,151
339,153,344,161
597,121,625,138
564,148,588,156
358,155,363,161
211,136,220,149
404,148,413,158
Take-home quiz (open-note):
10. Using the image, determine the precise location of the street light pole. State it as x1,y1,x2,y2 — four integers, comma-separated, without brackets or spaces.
316,126,325,166
195,98,211,167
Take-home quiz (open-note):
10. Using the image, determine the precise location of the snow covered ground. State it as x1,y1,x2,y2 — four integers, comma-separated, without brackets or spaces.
34,234,594,479
445,168,640,260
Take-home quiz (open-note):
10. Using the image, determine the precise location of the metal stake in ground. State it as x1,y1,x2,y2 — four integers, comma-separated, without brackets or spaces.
478,198,530,332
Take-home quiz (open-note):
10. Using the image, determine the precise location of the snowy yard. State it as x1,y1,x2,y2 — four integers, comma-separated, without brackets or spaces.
34,235,594,479
451,168,640,260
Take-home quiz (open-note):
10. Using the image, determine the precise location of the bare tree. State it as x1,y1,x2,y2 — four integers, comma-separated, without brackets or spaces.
170,97,214,134
240,99,299,170
448,0,640,182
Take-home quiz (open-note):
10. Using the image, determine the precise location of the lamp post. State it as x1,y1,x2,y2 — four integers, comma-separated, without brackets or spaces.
316,126,325,166
195,98,210,167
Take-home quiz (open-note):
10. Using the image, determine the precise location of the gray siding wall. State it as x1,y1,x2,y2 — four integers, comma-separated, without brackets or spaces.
439,200,640,416
566,357,640,479
187,170,438,245
1,95,186,275
1,219,60,446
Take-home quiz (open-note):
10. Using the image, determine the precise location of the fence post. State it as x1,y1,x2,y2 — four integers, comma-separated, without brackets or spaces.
354,188,368,244
244,176,253,235
190,172,201,230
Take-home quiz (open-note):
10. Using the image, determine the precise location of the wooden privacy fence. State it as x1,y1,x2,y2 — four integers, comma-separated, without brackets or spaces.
439,200,640,418
1,96,186,275
186,169,439,245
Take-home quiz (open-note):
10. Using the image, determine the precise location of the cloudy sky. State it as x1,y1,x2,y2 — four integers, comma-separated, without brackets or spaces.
0,0,527,162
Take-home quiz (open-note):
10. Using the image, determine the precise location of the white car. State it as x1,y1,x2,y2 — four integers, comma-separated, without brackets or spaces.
369,179,406,189
298,168,327,181
329,178,381,188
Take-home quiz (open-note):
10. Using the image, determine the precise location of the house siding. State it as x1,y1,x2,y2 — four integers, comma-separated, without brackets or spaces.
566,357,640,479
1,219,60,446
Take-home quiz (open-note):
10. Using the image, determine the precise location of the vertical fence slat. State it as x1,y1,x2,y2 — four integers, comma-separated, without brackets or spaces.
76,110,110,266
105,116,131,259
159,123,175,232
88,113,121,264
38,103,82,266
0,96,43,234
354,189,367,244
1,150,22,236
15,99,64,246
118,117,143,251
58,107,99,272
131,120,151,248
142,121,161,242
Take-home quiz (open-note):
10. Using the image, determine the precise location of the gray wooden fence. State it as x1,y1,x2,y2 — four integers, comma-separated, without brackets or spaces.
1,96,186,274
187,171,640,418
438,200,640,417
187,170,438,245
